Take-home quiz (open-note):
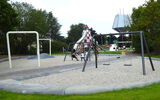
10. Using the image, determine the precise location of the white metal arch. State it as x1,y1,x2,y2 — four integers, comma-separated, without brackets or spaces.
6,31,40,68
39,39,52,55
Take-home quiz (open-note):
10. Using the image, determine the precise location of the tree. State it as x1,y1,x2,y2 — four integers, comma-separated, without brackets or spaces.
9,2,63,54
0,0,19,54
129,0,160,53
67,23,84,43
0,0,19,34
47,12,61,41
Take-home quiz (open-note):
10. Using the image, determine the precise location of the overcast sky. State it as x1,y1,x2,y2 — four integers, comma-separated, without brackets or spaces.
11,0,148,37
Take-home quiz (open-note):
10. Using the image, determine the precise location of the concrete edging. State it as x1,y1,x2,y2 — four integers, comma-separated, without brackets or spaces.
0,79,160,95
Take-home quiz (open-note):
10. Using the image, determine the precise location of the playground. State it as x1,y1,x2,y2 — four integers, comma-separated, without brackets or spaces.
0,26,159,95
0,51,160,94
0,0,160,95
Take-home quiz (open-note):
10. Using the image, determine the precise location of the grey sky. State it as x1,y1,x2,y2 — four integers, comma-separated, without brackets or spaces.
11,0,148,37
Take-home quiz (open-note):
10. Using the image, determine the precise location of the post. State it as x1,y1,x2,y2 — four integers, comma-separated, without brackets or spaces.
82,37,94,72
36,32,40,67
64,43,71,61
94,36,98,68
6,33,12,68
64,50,68,61
142,33,155,71
140,31,146,75
82,47,91,72
49,39,51,56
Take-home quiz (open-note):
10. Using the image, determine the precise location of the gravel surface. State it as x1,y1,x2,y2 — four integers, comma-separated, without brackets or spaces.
1,54,160,93
23,57,160,87
0,55,82,73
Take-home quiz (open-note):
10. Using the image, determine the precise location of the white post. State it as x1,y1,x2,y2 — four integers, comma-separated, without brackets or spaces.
49,39,51,55
36,32,40,67
6,31,40,68
6,33,12,68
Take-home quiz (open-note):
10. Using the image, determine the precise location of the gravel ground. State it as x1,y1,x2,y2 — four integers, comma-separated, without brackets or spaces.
0,55,83,73
23,56,160,87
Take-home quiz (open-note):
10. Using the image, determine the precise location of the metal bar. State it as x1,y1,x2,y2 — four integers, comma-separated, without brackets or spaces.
64,42,74,61
117,41,132,43
6,33,12,68
143,33,155,71
64,43,70,61
94,37,98,68
36,32,40,67
39,38,52,56
99,31,141,36
140,31,146,75
6,31,40,68
49,40,51,55
64,51,67,61
82,36,94,72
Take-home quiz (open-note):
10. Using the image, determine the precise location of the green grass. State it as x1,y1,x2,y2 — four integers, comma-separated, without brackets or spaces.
52,52,71,55
99,51,122,54
144,55,160,59
1,83,160,100
152,56,160,59
52,52,66,55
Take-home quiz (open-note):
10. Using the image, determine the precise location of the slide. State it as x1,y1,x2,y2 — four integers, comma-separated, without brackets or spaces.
73,29,89,50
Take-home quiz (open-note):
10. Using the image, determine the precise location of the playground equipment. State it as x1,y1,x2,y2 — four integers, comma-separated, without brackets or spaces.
73,26,90,51
64,42,75,61
64,25,95,61
82,31,155,75
6,31,40,68
39,39,52,55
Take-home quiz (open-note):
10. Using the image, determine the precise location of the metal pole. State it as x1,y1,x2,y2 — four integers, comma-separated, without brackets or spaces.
101,31,141,36
6,32,12,68
49,40,51,56
39,39,51,56
142,33,155,71
82,47,91,72
94,37,98,68
36,32,40,67
64,50,68,61
6,31,40,68
140,31,146,75
82,37,94,72
64,43,71,61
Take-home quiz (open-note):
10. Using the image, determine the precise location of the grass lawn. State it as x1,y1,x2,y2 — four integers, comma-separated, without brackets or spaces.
152,56,160,59
99,51,122,54
0,83,160,100
52,52,66,55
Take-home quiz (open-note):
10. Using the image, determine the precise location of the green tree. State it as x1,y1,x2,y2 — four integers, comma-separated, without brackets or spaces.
12,2,48,37
0,0,19,34
47,12,61,41
130,0,160,53
12,2,62,40
67,23,84,43
10,2,63,54
0,0,19,54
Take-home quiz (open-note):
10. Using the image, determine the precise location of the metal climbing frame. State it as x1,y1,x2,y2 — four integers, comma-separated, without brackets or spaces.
82,31,155,75
64,42,75,61
39,39,52,56
6,31,40,68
